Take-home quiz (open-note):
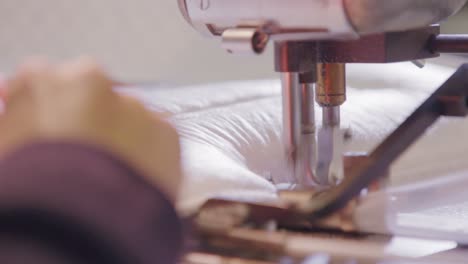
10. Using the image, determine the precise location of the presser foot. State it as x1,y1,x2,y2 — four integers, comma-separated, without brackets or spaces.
189,151,391,238
186,187,386,264
186,172,367,262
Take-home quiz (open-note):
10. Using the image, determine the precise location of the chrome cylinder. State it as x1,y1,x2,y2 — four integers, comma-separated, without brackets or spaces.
178,0,467,40
299,82,318,186
221,28,269,55
281,72,302,184
322,106,341,127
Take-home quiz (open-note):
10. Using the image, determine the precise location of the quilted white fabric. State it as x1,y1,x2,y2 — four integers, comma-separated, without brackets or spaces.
121,62,468,215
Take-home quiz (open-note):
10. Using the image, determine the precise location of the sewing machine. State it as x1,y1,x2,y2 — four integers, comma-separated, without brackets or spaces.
177,1,468,263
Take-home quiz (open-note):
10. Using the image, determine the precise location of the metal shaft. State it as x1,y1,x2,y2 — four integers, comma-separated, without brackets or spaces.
281,72,302,184
299,82,318,186
322,106,341,126
316,63,346,185
432,35,468,53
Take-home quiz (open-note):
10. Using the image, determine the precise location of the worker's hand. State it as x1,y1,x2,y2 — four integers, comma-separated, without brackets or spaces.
0,58,182,201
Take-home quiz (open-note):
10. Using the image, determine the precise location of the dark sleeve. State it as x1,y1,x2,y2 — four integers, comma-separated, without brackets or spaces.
0,142,183,264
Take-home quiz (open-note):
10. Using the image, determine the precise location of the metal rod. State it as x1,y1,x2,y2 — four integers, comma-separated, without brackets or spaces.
433,35,468,53
322,106,340,126
299,82,318,185
301,84,316,135
281,72,302,184
315,64,346,186
316,106,344,185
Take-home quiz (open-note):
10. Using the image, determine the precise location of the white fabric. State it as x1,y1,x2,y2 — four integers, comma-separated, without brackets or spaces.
123,62,467,215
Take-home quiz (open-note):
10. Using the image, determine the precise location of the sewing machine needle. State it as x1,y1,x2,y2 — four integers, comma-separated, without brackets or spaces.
316,106,344,185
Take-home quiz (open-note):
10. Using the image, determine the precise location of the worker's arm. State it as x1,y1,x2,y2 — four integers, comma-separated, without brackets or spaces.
0,58,184,264
0,142,183,264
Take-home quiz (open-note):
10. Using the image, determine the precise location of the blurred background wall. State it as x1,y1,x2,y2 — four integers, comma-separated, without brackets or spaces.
0,1,466,84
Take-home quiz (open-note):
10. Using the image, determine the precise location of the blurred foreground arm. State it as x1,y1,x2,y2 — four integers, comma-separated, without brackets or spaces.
0,59,183,264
